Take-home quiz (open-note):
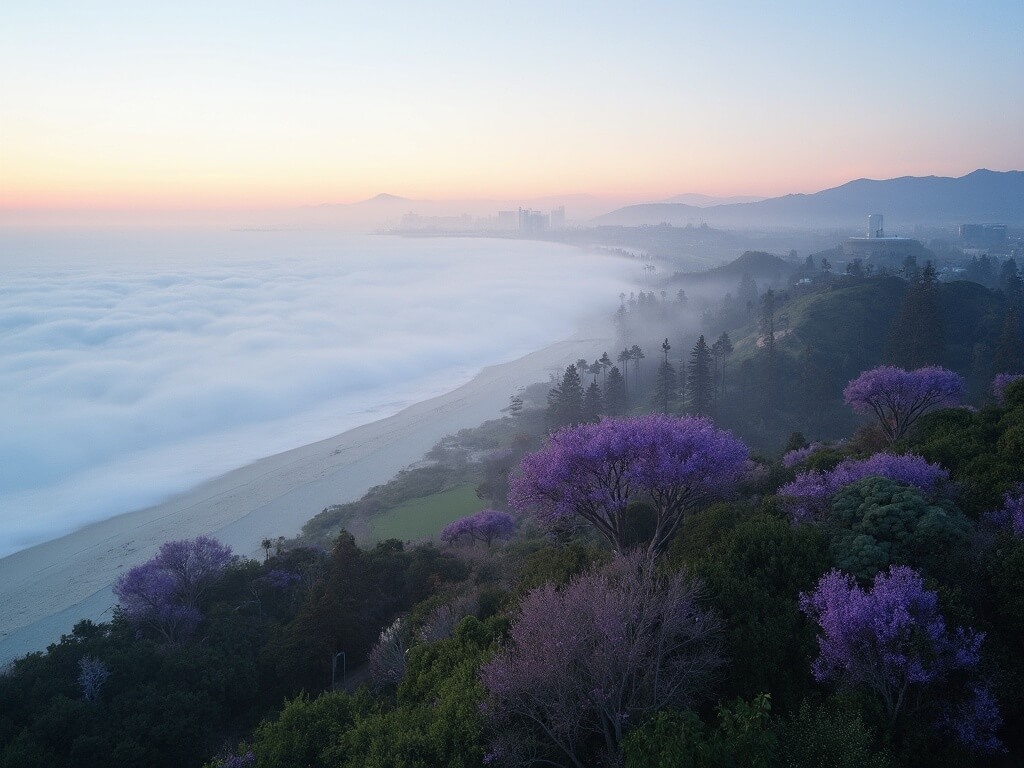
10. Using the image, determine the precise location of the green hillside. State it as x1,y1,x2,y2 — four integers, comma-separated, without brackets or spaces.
713,275,1005,446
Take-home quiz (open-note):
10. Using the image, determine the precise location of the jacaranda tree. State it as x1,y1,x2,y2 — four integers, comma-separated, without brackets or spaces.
113,535,234,643
480,550,721,767
779,452,948,522
844,366,965,444
800,566,1001,753
984,487,1024,537
508,414,749,554
440,509,516,546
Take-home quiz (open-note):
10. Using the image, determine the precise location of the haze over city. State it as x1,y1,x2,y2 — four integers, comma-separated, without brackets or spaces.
3,0,1023,224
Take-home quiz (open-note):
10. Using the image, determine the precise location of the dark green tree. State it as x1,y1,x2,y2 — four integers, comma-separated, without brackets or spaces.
622,695,778,768
826,477,971,581
669,509,830,711
688,335,713,415
630,344,645,389
651,339,677,414
885,261,944,368
654,360,678,414
599,351,612,385
1001,258,1022,306
993,306,1024,375
617,348,632,395
712,332,734,404
546,365,584,430
605,365,627,416
583,381,602,423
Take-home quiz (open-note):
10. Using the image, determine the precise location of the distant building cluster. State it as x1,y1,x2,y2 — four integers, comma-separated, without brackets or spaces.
400,212,474,230
959,223,1008,252
516,206,564,233
392,206,566,234
843,213,928,266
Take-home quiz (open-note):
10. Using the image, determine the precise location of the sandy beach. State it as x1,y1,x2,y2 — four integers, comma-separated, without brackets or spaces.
0,333,609,664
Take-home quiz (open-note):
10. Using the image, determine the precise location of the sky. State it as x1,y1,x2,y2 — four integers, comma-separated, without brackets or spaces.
2,0,1023,215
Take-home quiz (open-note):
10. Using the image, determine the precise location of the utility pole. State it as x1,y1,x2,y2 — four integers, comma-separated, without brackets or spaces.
331,651,346,690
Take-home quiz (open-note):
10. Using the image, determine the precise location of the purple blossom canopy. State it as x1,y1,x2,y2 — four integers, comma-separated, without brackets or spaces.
992,373,1024,403
779,452,949,522
440,509,516,546
508,414,748,553
800,566,1000,751
782,442,823,468
113,536,233,643
844,366,965,443
982,488,1024,537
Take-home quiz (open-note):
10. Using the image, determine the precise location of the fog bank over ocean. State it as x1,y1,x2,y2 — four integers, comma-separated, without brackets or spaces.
0,231,637,557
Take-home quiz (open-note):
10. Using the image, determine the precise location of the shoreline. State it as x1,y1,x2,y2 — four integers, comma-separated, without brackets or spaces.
0,332,610,664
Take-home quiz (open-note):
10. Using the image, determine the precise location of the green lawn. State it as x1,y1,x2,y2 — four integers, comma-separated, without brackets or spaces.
366,483,486,544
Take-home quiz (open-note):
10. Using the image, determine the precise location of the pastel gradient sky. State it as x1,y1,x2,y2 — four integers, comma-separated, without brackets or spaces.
2,0,1022,213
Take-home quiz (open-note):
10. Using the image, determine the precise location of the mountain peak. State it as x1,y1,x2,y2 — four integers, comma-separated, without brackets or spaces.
366,193,409,203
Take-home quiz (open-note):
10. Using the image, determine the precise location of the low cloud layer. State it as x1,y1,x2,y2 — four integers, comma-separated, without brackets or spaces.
0,231,636,556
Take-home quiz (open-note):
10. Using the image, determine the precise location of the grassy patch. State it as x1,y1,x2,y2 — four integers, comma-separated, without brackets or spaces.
367,483,486,544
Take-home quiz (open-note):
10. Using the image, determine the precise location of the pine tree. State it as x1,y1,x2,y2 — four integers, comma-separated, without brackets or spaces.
546,365,584,430
677,359,687,410
604,366,627,416
713,331,734,402
583,381,602,423
688,335,713,415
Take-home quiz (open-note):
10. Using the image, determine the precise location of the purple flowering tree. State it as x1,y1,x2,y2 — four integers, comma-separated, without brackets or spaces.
844,366,965,444
782,442,823,468
992,373,1024,403
508,414,748,554
800,566,1001,752
440,509,516,546
779,452,948,522
113,536,233,644
983,488,1024,536
481,550,721,767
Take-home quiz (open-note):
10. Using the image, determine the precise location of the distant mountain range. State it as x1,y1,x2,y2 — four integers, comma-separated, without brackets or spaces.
595,169,1024,229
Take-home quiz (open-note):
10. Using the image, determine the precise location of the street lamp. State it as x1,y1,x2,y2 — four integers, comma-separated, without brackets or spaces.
331,651,346,690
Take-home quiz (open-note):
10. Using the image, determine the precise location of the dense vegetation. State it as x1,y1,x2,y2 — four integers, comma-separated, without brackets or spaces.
3,253,1024,767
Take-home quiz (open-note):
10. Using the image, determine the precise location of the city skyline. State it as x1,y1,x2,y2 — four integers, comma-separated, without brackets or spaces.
3,1,1023,218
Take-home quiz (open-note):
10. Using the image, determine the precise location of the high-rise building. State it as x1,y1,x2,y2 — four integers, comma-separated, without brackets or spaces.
959,224,1007,249
868,214,884,238
518,207,549,233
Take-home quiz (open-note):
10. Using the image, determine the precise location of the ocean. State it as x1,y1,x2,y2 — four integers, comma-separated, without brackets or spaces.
0,230,637,557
